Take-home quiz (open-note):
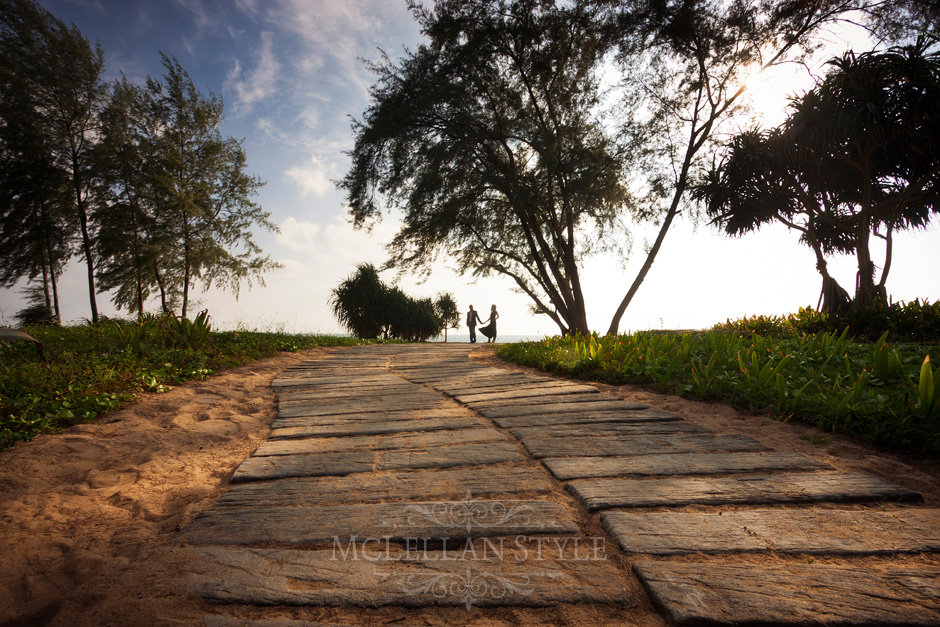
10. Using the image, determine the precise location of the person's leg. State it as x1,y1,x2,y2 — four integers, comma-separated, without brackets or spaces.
470,325,476,343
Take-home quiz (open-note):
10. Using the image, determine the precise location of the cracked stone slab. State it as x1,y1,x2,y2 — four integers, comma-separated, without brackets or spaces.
271,408,472,429
452,384,600,404
478,400,649,419
218,467,552,508
231,442,526,482
603,508,940,554
277,398,452,418
633,561,940,626
252,429,505,457
179,500,578,545
205,619,362,627
272,375,400,389
509,421,706,440
431,378,555,394
270,416,487,439
491,409,682,429
186,546,631,608
544,452,832,480
521,433,768,459
568,472,923,511
276,386,436,402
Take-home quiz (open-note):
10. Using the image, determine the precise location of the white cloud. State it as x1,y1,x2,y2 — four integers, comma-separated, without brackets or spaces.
284,155,333,197
226,31,280,112
276,216,322,252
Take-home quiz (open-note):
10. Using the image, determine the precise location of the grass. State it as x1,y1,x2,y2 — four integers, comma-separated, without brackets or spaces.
0,317,373,450
497,329,940,454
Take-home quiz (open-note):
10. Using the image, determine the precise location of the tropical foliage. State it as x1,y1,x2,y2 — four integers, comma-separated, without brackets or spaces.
329,263,445,341
342,0,629,335
0,0,277,323
695,43,940,311
0,318,367,449
498,328,940,453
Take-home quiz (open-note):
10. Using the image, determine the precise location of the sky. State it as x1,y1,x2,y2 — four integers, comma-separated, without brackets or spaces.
1,0,937,336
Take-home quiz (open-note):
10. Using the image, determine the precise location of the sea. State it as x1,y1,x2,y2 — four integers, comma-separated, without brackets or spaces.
429,334,548,344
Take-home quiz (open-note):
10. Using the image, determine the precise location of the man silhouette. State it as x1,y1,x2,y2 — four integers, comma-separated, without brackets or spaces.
467,305,482,343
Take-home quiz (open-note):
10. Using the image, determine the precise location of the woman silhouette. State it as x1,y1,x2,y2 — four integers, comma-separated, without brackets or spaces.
478,304,499,343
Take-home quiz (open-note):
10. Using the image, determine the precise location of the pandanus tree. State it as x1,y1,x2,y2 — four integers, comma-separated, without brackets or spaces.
695,43,940,310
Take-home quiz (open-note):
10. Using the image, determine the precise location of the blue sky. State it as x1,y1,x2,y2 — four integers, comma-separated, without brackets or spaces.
1,1,938,335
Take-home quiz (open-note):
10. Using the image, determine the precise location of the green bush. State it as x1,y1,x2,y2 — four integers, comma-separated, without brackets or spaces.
715,299,940,342
498,328,940,454
0,320,369,449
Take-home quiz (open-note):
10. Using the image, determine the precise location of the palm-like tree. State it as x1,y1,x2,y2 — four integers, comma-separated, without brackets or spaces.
696,42,940,309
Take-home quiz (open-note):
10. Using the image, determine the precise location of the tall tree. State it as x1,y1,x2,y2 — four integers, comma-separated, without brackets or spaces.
598,0,872,333
0,67,71,322
695,43,940,309
144,54,277,318
0,0,107,322
341,0,629,335
434,291,460,342
94,78,161,318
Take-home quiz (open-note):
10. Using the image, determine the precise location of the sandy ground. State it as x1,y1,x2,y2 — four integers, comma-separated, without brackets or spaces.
0,344,937,627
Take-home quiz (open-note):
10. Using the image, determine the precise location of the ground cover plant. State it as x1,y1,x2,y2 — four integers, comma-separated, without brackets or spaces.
0,314,369,449
498,315,940,454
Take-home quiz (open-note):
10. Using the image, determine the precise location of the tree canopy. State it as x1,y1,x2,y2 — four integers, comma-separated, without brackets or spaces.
695,43,940,310
0,0,106,321
329,263,444,341
1,1,279,321
341,0,629,335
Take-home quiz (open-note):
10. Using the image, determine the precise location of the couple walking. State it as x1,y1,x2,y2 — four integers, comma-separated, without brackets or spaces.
467,305,499,343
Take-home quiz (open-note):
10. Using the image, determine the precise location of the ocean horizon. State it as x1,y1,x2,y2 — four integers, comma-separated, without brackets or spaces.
430,333,548,343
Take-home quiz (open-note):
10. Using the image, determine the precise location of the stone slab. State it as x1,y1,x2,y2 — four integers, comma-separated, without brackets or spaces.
187,546,631,607
452,384,599,403
278,398,450,418
604,508,940,554
179,500,578,545
509,422,706,440
464,392,608,410
231,442,526,482
205,618,358,627
272,375,400,388
271,408,471,428
412,372,541,386
633,561,940,626
432,378,553,394
270,416,487,439
276,385,431,401
544,452,833,480
491,409,682,428
252,428,505,457
218,467,552,507
568,472,923,511
478,400,649,419
521,433,768,459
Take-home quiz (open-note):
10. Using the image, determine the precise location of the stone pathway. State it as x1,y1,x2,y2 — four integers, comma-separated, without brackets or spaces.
180,344,940,626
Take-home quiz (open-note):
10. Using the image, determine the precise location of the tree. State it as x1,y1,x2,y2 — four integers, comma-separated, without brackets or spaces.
695,43,940,309
142,54,278,318
330,263,388,339
329,263,444,341
434,292,460,341
341,0,629,336
598,0,872,333
0,0,107,321
94,78,162,318
0,67,71,322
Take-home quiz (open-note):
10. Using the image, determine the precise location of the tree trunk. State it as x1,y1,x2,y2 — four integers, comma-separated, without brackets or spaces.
854,218,876,307
154,262,169,314
75,184,99,323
